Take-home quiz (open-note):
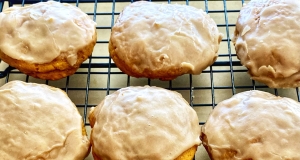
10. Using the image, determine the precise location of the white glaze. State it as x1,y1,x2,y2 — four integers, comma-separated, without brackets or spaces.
0,1,96,65
90,86,201,159
203,90,300,159
232,0,300,88
110,1,222,77
0,81,90,159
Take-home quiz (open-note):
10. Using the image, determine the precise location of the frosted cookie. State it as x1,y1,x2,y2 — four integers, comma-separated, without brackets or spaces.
0,80,90,159
109,1,222,80
232,0,300,88
201,90,300,159
89,86,201,160
0,1,96,80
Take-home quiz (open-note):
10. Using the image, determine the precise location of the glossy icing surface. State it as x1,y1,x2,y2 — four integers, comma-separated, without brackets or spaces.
90,86,201,159
202,90,300,159
232,0,300,88
0,1,96,65
110,1,222,77
0,81,90,159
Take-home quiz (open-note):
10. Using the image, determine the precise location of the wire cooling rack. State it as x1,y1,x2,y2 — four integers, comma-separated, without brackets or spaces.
2,0,300,124
1,0,300,159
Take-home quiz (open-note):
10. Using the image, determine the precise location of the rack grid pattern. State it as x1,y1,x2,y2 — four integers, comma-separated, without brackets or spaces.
1,0,300,125
1,1,300,158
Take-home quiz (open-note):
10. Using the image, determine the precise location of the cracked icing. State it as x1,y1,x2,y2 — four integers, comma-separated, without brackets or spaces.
202,90,300,159
89,86,201,159
0,1,96,66
110,1,222,79
232,0,300,88
0,81,90,159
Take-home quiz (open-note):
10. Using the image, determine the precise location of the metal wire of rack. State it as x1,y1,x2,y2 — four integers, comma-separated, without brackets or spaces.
1,0,300,159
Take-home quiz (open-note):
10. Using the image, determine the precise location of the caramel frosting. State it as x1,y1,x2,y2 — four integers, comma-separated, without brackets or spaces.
0,81,90,159
110,1,222,78
89,86,201,159
0,1,96,66
202,90,300,159
232,0,300,88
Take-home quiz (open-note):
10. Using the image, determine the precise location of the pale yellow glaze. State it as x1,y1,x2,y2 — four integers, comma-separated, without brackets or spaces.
0,81,90,159
90,86,201,160
110,1,222,77
0,1,96,65
202,90,300,159
232,0,300,88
